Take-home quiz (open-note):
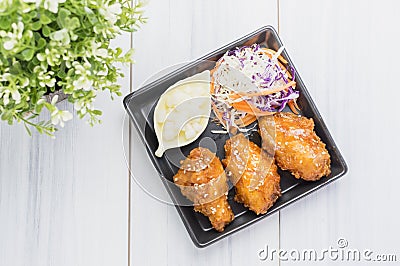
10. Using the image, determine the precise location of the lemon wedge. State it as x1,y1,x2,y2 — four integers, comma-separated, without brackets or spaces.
154,70,211,157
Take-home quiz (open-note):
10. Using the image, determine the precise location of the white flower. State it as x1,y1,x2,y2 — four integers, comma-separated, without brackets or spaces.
96,48,108,57
37,99,46,105
1,22,24,51
21,0,38,12
0,89,21,105
0,71,22,105
109,2,122,15
2,92,9,105
21,77,30,88
37,47,63,67
88,41,109,58
44,0,66,13
73,77,93,91
0,0,13,12
50,28,70,45
74,100,83,111
71,62,93,90
3,39,17,50
51,95,59,105
23,0,66,13
51,109,73,127
37,69,56,88
74,99,93,115
11,90,21,103
99,2,122,24
97,68,108,76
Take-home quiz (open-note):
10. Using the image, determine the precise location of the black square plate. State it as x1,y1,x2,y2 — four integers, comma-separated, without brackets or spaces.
123,26,348,248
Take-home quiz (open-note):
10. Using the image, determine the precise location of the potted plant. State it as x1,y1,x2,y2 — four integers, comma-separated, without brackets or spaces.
0,0,145,135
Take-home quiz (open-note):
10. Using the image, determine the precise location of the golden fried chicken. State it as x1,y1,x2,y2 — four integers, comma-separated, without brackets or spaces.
223,134,281,215
259,112,331,181
173,147,234,232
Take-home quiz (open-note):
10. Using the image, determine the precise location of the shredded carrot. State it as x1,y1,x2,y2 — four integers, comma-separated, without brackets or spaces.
261,49,292,79
232,100,275,116
210,68,215,77
210,79,215,94
288,100,299,114
236,114,257,127
212,100,256,128
293,99,300,110
231,100,250,111
236,81,296,97
262,48,288,64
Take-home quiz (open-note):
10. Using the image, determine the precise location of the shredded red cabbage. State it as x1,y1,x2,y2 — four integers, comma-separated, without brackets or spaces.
211,44,299,130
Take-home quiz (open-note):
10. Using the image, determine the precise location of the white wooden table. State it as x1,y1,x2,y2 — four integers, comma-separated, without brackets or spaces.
1,1,400,265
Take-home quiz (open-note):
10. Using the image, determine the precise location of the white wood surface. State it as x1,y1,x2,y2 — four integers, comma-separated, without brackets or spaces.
0,34,131,265
279,0,400,265
2,1,400,266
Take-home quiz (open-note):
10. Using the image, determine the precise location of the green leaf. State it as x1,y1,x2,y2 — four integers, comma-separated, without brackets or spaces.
40,13,52,25
57,62,67,78
37,38,46,49
1,110,12,121
29,10,38,19
115,48,123,57
9,62,22,75
32,57,40,65
92,110,102,116
22,14,32,23
35,104,44,113
24,123,32,136
42,26,51,37
36,126,43,134
33,31,41,41
31,21,42,31
66,17,80,30
0,17,11,30
21,49,35,61
57,8,71,28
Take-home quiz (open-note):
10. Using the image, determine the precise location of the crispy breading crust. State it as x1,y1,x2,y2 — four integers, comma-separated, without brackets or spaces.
259,113,331,181
223,134,281,215
173,147,234,232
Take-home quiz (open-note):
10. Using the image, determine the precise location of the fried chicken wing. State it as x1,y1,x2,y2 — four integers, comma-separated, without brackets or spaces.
259,112,331,181
223,134,281,215
173,147,234,232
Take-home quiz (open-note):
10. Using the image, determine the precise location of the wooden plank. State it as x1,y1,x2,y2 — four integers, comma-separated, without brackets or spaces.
0,33,131,266
279,0,400,264
130,0,279,265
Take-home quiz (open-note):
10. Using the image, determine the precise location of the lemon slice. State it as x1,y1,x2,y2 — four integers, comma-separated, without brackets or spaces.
154,70,211,157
